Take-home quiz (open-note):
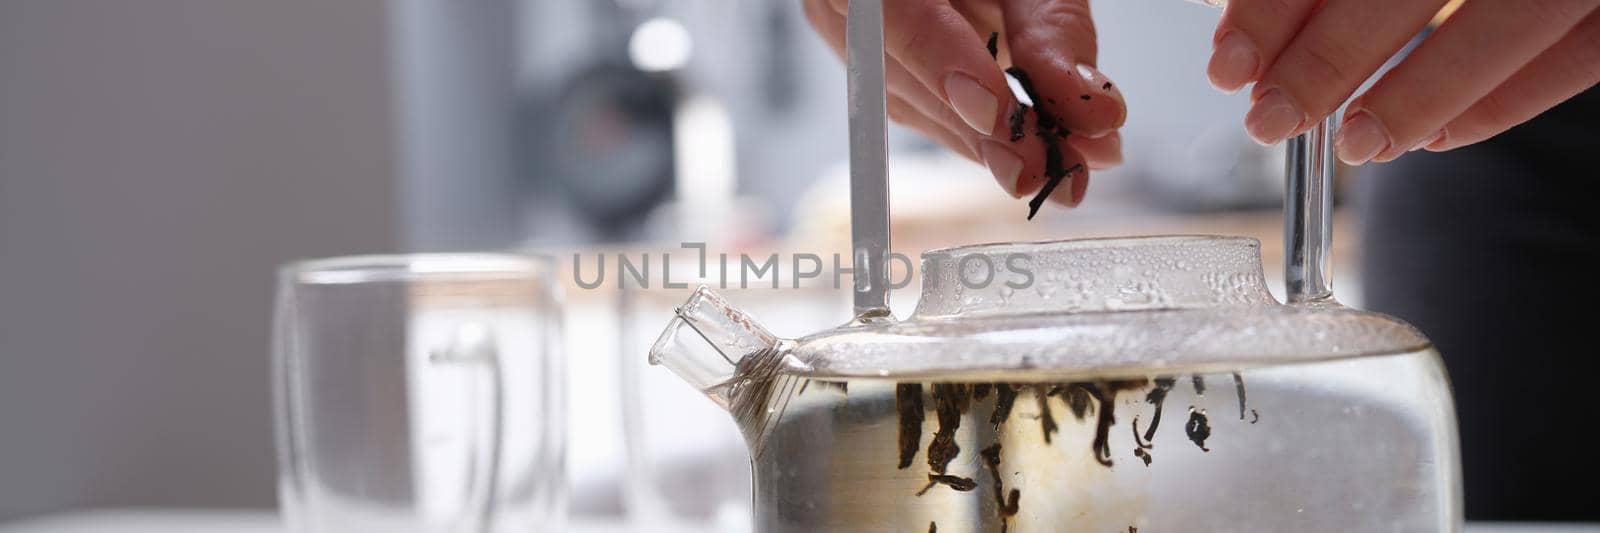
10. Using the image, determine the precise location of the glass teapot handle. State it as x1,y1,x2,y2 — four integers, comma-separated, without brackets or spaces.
845,0,893,318
1185,0,1338,305
1284,117,1338,305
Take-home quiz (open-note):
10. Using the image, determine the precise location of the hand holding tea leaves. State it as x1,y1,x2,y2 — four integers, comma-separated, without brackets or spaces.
802,0,1128,212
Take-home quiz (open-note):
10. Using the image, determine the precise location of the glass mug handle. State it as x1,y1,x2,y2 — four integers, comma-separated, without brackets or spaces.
431,322,503,533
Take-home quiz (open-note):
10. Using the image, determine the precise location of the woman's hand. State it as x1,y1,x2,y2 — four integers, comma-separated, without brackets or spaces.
1206,0,1600,165
803,0,1127,208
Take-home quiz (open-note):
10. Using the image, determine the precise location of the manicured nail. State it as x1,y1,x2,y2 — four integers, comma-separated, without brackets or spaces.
1077,63,1101,84
1208,30,1260,94
1075,63,1120,97
1095,132,1123,169
1244,88,1306,145
1072,132,1123,170
1072,63,1125,137
1334,110,1391,165
1068,170,1088,208
1411,129,1445,151
980,140,1024,197
945,72,999,136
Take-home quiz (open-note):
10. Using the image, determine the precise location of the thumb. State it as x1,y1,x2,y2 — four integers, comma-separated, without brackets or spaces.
1002,0,1126,138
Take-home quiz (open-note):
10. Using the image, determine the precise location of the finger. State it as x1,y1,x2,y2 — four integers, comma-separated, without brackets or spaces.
806,2,969,143
1068,165,1091,207
952,0,1005,46
809,0,1027,180
830,0,1016,137
911,98,1095,211
802,0,847,60
951,0,1010,64
886,55,987,149
1340,0,1594,164
964,78,1095,206
812,0,1054,201
1244,0,1447,145
816,0,1094,208
1427,8,1600,152
1067,130,1123,170
950,103,1092,203
889,94,982,161
887,62,1109,203
1207,0,1320,94
1001,0,1127,137
1008,109,1093,207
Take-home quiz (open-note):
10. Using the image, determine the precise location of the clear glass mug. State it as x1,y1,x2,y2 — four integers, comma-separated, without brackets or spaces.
274,254,566,532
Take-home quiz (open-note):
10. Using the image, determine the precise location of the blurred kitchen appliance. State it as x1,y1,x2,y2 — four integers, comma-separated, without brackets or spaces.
518,0,679,242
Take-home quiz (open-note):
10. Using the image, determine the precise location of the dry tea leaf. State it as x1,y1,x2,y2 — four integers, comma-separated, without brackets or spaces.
1143,377,1176,443
1233,371,1249,420
981,442,1021,530
1063,383,1095,420
1186,406,1212,452
1003,65,1081,220
1008,107,1027,142
1035,385,1059,444
927,384,969,474
991,384,1018,430
915,473,978,496
896,384,924,469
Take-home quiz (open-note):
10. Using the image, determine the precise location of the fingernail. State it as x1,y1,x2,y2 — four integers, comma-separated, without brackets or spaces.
1068,172,1088,208
1076,63,1100,84
980,140,1024,197
1060,177,1080,207
1411,129,1445,151
1334,110,1391,165
1073,63,1126,136
1073,132,1123,170
1244,88,1306,145
945,72,999,136
1208,31,1260,94
1075,63,1120,97
1097,132,1124,169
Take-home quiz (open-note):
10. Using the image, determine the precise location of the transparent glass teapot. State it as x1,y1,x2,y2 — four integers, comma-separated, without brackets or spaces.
649,2,1459,530
650,236,1460,532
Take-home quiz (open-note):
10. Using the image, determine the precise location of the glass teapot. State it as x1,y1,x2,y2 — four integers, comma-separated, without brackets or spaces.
652,235,1458,532
649,1,1461,531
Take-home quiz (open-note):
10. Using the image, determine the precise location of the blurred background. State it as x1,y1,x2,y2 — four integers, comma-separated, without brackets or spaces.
0,0,1401,529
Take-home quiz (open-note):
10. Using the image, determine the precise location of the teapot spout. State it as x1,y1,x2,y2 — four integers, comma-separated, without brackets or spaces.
648,286,783,410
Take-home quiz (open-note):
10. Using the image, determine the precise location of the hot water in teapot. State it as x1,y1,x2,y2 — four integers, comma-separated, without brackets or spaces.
649,1,1462,531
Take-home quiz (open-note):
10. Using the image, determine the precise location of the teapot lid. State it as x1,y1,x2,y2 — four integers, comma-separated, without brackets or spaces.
651,235,1431,389
790,235,1429,380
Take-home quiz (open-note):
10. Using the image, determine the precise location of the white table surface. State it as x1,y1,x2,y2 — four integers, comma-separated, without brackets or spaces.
2,509,1597,532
